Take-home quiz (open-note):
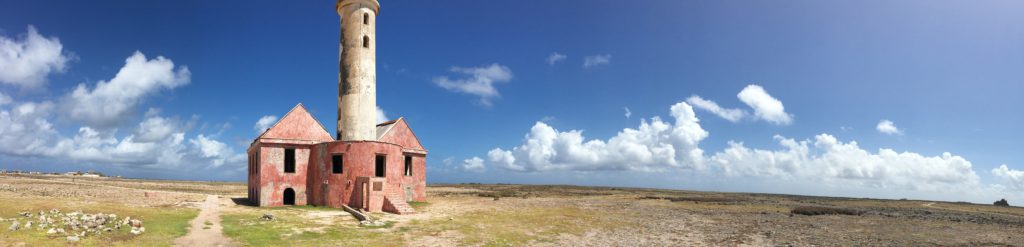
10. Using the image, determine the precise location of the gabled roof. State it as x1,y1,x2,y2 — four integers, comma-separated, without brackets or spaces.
257,103,334,142
375,119,399,140
376,117,425,151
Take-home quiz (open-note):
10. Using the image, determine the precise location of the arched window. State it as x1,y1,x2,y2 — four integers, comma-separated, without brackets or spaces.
363,13,369,25
363,36,369,48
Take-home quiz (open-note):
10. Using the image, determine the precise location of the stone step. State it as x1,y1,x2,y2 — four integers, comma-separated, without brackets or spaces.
383,194,416,215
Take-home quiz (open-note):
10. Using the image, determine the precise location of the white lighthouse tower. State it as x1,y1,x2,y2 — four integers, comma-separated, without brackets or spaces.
336,0,380,141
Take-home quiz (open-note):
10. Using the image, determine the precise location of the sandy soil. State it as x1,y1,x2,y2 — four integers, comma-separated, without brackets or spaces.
425,184,1024,246
173,195,236,247
3,174,1023,246
0,174,208,207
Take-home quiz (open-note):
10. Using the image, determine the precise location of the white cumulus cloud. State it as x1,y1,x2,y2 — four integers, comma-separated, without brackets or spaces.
624,107,632,118
64,51,190,128
134,115,179,142
189,134,242,167
0,26,71,88
253,115,278,134
547,52,566,66
432,63,512,106
462,157,486,172
476,98,1002,202
0,27,241,177
992,165,1024,190
583,54,611,68
0,48,237,173
710,134,981,192
487,102,708,172
876,119,903,135
376,106,389,123
0,101,61,157
686,95,746,122
737,85,792,125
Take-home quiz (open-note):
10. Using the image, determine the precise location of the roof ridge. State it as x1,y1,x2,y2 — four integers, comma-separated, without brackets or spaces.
256,103,334,141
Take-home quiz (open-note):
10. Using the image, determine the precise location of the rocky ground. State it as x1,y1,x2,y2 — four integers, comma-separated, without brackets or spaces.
0,174,218,246
2,174,1022,246
420,184,1024,246
3,209,147,243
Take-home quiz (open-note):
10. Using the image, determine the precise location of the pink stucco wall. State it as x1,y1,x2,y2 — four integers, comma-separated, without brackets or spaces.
247,105,426,212
307,140,426,210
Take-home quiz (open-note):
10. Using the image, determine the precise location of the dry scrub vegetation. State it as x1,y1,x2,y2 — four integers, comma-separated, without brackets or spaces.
0,174,213,246
3,174,1024,246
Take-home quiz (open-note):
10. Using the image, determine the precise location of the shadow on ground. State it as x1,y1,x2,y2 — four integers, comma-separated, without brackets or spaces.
231,197,258,207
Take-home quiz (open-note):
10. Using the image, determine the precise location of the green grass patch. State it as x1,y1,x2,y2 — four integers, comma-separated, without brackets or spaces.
408,201,430,210
0,197,197,247
408,206,629,246
222,210,403,247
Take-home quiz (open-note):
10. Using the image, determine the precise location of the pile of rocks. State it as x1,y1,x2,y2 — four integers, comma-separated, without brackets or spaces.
259,214,275,221
0,183,14,192
3,209,145,242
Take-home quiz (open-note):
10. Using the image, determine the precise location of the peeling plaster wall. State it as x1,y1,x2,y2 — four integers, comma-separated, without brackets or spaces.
250,138,427,209
261,104,333,142
378,119,425,151
304,141,426,209
257,144,311,207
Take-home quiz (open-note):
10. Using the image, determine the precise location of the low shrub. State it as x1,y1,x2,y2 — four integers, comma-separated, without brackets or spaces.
476,191,518,199
791,206,863,216
639,196,739,203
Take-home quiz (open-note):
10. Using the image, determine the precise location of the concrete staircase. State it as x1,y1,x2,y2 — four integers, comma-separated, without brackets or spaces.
383,193,416,215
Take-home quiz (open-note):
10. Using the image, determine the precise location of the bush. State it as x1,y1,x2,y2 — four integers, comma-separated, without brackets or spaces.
791,206,863,216
639,196,739,203
994,199,1010,207
476,190,517,200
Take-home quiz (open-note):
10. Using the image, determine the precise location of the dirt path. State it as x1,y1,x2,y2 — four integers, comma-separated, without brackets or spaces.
173,195,235,247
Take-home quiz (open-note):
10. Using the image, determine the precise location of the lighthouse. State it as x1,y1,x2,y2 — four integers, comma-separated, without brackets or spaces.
247,0,425,214
336,0,380,141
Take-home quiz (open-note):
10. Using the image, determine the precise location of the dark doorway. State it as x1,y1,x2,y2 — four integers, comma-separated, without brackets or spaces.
375,155,386,177
283,188,295,205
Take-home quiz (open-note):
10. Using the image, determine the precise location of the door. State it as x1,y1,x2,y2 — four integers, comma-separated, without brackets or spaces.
404,185,413,202
362,182,369,210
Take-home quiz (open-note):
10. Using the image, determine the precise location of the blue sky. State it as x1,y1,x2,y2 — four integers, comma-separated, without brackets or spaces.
1,0,1022,203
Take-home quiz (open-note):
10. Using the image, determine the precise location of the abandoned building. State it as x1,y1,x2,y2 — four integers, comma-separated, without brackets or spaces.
246,0,425,215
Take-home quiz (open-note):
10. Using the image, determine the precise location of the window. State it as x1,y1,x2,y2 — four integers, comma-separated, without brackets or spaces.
362,36,369,48
332,154,344,174
284,148,295,173
375,155,386,177
363,13,369,25
404,156,413,176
